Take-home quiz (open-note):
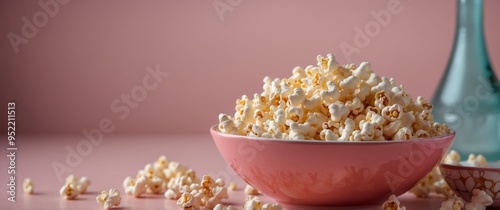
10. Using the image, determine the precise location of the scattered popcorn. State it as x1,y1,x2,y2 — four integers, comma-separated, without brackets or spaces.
23,178,34,194
218,53,451,141
440,195,464,210
123,176,148,197
244,184,259,195
171,174,229,210
164,161,189,180
123,156,231,209
96,189,121,210
262,203,283,210
243,196,283,210
214,204,238,210
382,195,406,210
243,196,263,210
60,174,90,199
465,189,493,210
199,175,229,210
66,174,78,186
439,189,493,210
78,176,91,194
228,182,237,191
165,169,199,199
64,174,91,194
60,183,79,200
177,192,202,210
165,189,178,200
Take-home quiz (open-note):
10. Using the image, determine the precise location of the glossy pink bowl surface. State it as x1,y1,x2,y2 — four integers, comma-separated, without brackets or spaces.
439,162,500,207
210,125,455,208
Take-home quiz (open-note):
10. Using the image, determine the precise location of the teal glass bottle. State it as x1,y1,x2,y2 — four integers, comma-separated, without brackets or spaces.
432,0,500,161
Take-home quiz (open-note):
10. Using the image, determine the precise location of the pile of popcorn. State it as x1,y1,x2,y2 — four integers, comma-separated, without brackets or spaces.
26,155,281,210
122,155,190,198
123,155,236,210
218,54,450,141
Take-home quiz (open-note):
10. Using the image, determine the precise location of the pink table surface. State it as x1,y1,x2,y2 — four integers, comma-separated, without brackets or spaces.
1,134,447,210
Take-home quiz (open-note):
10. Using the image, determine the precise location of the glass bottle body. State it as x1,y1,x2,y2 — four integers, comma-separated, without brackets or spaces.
432,0,500,160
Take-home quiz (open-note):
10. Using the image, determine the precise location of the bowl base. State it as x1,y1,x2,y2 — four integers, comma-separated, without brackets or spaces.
280,203,381,210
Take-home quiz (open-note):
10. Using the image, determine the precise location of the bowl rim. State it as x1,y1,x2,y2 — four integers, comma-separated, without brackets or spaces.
439,162,500,172
210,124,456,144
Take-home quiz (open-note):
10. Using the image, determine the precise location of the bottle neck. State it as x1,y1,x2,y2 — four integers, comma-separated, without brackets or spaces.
456,0,483,33
453,0,488,61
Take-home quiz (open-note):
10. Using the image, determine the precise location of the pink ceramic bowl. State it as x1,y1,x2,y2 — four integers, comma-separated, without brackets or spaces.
439,162,500,207
210,125,455,209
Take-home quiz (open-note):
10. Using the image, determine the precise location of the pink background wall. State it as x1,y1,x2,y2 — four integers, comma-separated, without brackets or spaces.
1,0,499,134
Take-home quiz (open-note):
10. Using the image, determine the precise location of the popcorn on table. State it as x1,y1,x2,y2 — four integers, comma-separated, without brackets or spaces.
64,174,91,194
165,168,200,199
174,175,229,210
154,155,168,171
218,53,450,141
244,184,259,195
439,190,493,210
465,189,493,210
77,176,91,194
382,195,406,210
243,197,262,210
122,156,201,199
243,196,283,210
123,175,148,197
96,188,121,209
60,183,79,200
23,178,34,194
177,192,202,210
119,156,283,210
440,195,464,210
120,155,232,209
148,175,166,194
60,174,90,199
214,204,238,210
